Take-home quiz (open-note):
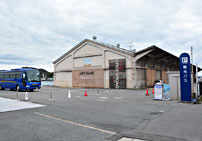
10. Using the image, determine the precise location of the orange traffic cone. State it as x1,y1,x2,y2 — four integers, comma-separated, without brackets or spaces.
152,88,154,94
84,89,88,96
145,89,149,96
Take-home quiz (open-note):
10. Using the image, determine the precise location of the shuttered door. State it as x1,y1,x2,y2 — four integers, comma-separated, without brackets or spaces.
136,68,146,88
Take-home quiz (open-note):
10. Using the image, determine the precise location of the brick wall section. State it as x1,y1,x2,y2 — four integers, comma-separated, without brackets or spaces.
72,69,104,88
162,70,168,84
146,69,155,87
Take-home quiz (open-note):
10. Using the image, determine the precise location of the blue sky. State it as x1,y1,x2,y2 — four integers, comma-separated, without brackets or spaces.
0,0,202,75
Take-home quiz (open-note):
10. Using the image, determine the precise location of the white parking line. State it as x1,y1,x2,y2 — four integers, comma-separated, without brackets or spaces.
98,97,109,99
76,96,80,98
114,97,122,99
35,112,116,135
119,90,130,92
96,99,105,101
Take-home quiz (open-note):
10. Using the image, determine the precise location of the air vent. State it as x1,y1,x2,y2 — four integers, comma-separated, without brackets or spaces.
92,36,97,40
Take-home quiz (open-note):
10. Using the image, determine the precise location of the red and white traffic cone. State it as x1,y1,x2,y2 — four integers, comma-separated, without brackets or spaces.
152,88,155,94
84,89,88,96
145,89,149,96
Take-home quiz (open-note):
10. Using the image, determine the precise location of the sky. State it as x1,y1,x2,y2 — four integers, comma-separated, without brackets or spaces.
0,0,202,75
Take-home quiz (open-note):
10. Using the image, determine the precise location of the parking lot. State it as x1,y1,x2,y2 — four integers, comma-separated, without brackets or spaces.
0,86,202,141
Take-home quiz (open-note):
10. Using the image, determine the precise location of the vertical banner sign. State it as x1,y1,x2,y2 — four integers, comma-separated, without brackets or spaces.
115,59,120,89
109,59,126,89
179,53,191,102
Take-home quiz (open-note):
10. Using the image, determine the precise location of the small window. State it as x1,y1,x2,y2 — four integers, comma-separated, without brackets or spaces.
4,73,9,79
10,72,15,79
16,72,21,79
83,57,92,67
0,73,3,79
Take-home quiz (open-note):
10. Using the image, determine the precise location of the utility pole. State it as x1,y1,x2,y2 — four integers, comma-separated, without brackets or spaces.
196,63,199,98
129,42,136,88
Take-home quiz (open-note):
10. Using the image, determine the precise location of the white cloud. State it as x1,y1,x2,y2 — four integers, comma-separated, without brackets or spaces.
0,0,202,74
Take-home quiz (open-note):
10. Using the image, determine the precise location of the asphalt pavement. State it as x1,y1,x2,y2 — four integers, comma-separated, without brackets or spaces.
0,86,201,141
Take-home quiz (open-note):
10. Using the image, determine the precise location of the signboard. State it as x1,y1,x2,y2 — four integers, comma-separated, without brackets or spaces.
163,84,170,100
79,71,94,79
109,59,126,89
154,85,163,100
179,53,191,102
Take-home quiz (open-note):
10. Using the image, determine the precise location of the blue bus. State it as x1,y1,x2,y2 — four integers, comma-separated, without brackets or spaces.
0,68,41,91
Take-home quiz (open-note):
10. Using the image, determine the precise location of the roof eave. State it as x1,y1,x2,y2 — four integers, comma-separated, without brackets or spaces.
52,39,132,64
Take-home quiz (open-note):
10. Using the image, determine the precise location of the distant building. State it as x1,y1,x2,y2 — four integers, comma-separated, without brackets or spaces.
53,38,200,89
198,76,202,82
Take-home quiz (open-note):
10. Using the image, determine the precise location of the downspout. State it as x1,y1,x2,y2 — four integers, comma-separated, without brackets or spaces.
134,61,137,89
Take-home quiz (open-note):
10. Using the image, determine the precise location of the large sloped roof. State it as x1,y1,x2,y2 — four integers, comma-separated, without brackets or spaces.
53,38,132,64
52,39,201,72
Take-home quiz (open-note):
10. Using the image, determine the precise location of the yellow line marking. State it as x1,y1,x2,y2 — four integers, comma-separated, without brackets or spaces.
0,81,16,83
35,112,116,135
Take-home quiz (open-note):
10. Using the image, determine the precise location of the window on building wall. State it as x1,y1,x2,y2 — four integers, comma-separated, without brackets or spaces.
83,57,92,67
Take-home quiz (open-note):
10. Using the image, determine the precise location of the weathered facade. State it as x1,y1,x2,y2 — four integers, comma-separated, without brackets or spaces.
53,38,180,89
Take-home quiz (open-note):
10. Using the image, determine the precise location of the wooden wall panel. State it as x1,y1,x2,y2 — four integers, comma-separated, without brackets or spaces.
146,69,155,87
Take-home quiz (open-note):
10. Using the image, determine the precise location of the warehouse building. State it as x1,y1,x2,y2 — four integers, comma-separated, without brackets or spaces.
53,38,181,89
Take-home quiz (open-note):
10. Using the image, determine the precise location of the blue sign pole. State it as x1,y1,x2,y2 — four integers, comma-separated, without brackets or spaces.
179,53,191,102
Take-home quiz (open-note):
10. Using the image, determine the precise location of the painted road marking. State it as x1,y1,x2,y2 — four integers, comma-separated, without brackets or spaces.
118,137,145,141
104,90,112,93
35,112,116,135
114,97,122,99
96,99,105,101
76,96,80,98
0,97,45,112
120,90,129,92
98,97,109,99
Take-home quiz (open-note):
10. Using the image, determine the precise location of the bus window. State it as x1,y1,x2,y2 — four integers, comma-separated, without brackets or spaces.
0,73,3,79
27,70,40,82
10,72,15,79
4,73,9,79
16,72,21,79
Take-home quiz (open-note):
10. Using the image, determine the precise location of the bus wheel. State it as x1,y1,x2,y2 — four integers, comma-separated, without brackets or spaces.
0,85,4,90
16,85,20,91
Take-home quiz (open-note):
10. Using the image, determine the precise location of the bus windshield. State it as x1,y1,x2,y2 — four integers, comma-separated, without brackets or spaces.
27,70,40,82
